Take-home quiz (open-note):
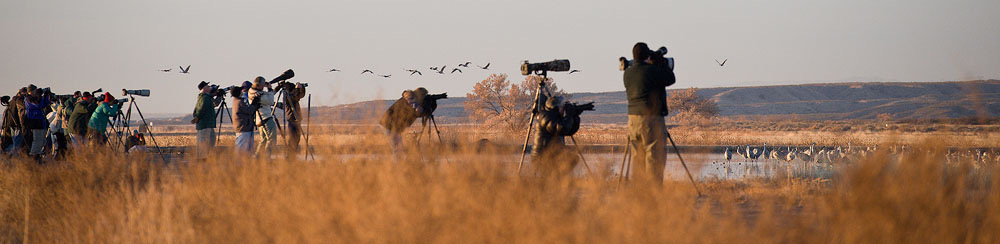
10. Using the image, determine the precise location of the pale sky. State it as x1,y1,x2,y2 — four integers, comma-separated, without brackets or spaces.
2,0,998,115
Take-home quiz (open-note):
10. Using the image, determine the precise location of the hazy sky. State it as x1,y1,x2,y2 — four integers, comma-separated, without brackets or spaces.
2,0,998,115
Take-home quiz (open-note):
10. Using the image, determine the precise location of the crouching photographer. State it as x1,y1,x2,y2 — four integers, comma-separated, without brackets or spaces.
532,95,594,177
275,81,307,157
379,87,447,152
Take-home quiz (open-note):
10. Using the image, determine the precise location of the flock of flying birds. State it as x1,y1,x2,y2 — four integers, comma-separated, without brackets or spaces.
330,61,503,79
159,58,729,77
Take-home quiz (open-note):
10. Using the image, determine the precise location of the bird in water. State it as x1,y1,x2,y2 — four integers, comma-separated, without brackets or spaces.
724,147,733,162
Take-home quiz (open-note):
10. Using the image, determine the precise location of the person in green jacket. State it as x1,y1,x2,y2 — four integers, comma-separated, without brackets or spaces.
87,92,121,146
67,92,97,147
623,42,676,183
192,81,220,159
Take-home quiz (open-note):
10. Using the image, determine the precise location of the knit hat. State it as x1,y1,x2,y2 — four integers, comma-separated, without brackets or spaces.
103,92,115,103
198,81,210,90
241,81,253,90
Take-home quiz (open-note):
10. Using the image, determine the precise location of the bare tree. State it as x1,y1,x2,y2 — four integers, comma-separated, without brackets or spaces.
666,88,719,125
465,74,567,130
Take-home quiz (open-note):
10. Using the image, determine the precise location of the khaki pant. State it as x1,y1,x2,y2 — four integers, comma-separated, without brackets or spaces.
627,115,666,183
257,119,278,156
196,128,216,159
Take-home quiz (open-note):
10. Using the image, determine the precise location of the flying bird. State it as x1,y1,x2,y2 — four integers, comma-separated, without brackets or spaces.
451,68,462,74
568,70,581,74
327,68,340,72
435,65,447,74
159,68,172,72
458,62,471,67
477,63,490,70
179,65,191,74
715,59,728,67
379,74,391,78
406,69,422,76
429,66,439,71
361,69,374,75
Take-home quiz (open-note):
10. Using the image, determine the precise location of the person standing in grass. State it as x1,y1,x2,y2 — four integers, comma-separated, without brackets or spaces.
23,88,51,160
249,77,278,157
623,42,676,183
232,81,257,154
192,81,219,159
68,92,96,148
87,92,121,146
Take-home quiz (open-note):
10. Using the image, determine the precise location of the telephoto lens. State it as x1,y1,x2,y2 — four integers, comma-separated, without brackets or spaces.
122,89,151,97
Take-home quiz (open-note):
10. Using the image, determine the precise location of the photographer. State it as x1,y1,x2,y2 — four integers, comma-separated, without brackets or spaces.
1,88,26,154
531,96,590,178
24,88,51,160
68,92,97,147
379,89,421,151
232,82,257,154
46,101,69,159
192,81,220,159
249,77,278,155
623,42,676,183
279,82,306,157
87,92,121,146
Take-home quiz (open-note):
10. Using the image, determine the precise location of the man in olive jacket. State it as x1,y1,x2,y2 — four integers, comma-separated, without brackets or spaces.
623,42,676,183
379,90,420,151
67,92,97,147
192,81,219,159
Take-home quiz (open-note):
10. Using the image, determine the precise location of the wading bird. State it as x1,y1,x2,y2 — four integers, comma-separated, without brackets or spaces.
361,70,374,75
406,69,422,75
724,147,733,162
478,63,490,70
179,65,191,74
715,59,727,67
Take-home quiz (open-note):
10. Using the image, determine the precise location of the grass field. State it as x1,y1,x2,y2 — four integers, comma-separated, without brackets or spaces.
1,124,999,243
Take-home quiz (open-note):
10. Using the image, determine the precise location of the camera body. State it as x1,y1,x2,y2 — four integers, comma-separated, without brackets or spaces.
122,89,151,97
563,102,595,118
619,46,675,71
419,93,447,117
210,85,236,98
1,96,9,106
521,59,571,75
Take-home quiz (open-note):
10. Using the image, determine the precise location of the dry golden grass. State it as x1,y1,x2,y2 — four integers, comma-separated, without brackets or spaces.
1,134,998,243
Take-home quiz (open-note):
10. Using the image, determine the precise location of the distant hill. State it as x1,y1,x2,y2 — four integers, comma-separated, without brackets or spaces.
155,80,1000,125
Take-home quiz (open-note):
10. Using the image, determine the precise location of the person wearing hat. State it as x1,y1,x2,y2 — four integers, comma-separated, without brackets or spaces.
87,92,121,146
231,81,258,154
531,95,582,178
248,77,278,156
1,88,26,154
193,81,219,159
379,89,421,152
24,88,51,160
280,81,307,157
67,92,96,148
623,42,676,183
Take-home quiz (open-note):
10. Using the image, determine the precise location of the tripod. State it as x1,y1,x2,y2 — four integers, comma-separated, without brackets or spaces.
616,127,701,196
116,96,169,163
415,114,444,144
214,98,233,144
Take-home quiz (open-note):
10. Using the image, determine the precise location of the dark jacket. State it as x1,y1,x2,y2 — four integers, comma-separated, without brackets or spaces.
232,97,258,133
193,93,217,130
380,98,419,134
24,96,50,130
61,97,77,119
623,61,675,116
283,85,307,123
68,99,98,135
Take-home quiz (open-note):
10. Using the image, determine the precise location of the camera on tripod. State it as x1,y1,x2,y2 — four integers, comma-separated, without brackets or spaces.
207,85,236,99
521,59,571,75
418,93,447,118
122,89,151,97
268,69,295,84
619,46,674,70
563,102,595,118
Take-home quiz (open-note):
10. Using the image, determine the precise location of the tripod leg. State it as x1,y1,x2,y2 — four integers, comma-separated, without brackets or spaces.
665,129,702,196
568,136,594,177
517,80,547,175
131,101,169,163
617,136,630,187
430,116,443,143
